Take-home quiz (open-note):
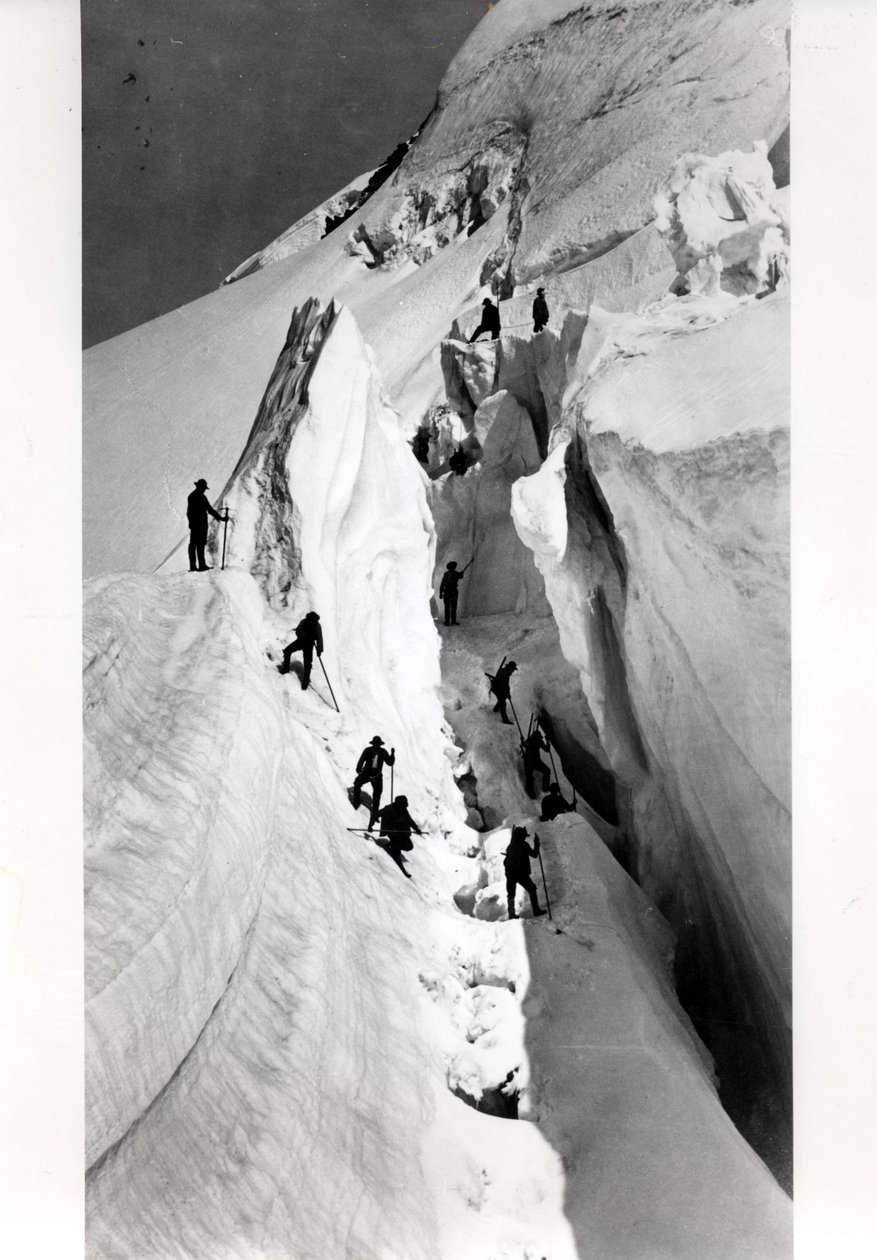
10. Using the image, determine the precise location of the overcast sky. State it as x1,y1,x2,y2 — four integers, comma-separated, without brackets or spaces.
83,0,484,347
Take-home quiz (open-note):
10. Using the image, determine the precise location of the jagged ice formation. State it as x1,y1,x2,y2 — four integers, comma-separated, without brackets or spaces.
84,0,792,1254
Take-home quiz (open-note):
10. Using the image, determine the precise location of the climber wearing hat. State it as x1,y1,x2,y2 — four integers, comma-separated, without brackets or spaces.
279,611,323,690
377,795,422,878
438,558,472,626
532,287,549,333
351,736,396,831
486,657,517,725
186,477,224,572
468,297,501,342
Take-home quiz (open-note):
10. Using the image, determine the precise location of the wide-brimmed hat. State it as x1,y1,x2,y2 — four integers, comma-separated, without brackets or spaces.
371,736,384,745
194,478,208,489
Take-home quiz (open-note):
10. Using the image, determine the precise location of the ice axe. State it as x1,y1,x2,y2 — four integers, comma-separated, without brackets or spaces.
534,832,553,921
318,657,340,712
508,694,525,744
538,716,577,808
390,748,395,799
220,510,231,571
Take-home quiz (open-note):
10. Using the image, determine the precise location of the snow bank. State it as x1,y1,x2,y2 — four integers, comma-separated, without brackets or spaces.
84,303,582,1258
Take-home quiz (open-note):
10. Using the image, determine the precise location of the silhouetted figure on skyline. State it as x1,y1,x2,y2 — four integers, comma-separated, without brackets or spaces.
532,287,549,333
468,298,501,342
279,611,323,689
541,782,574,822
378,795,422,878
439,560,471,626
187,478,223,572
352,736,395,831
504,826,546,919
522,727,551,799
487,658,517,724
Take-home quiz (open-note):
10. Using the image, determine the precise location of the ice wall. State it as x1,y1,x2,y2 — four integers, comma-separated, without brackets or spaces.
512,286,791,1173
84,304,477,1255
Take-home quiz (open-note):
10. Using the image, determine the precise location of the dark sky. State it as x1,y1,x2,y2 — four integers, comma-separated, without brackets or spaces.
83,0,484,347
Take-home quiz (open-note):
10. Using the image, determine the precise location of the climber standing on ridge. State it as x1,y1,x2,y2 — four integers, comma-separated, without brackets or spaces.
504,826,546,920
532,287,550,333
486,657,517,725
522,724,552,799
351,736,395,831
186,478,224,572
439,559,471,626
541,782,575,822
468,297,501,342
278,611,323,690
378,795,422,878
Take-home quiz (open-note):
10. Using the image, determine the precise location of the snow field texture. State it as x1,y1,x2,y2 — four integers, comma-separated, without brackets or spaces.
83,0,793,1252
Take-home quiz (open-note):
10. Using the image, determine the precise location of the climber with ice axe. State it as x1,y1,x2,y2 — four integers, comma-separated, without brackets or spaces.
486,657,517,726
350,736,395,832
522,718,551,799
186,478,223,572
535,715,577,819
503,826,548,920
439,558,473,626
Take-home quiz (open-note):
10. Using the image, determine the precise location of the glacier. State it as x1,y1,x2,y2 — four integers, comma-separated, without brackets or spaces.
83,0,793,1256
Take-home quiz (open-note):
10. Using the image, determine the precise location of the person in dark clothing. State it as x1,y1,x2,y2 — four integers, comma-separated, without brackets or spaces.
448,447,468,477
187,478,223,572
412,428,431,464
378,794,422,878
504,826,546,919
541,782,574,822
279,611,323,689
486,658,517,724
522,727,551,799
439,560,471,626
468,298,501,342
532,287,549,333
351,736,396,831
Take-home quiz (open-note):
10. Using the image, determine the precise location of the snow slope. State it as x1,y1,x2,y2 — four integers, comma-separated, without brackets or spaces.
83,0,789,579
84,0,793,1251
85,290,791,1255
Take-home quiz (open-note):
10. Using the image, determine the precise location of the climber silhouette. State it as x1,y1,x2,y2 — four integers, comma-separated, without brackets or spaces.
351,736,396,831
468,298,501,342
449,447,468,477
522,727,551,799
541,782,574,821
532,287,549,333
412,428,430,464
439,560,471,626
278,611,323,689
186,478,223,572
378,795,422,878
504,826,546,919
486,658,517,724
